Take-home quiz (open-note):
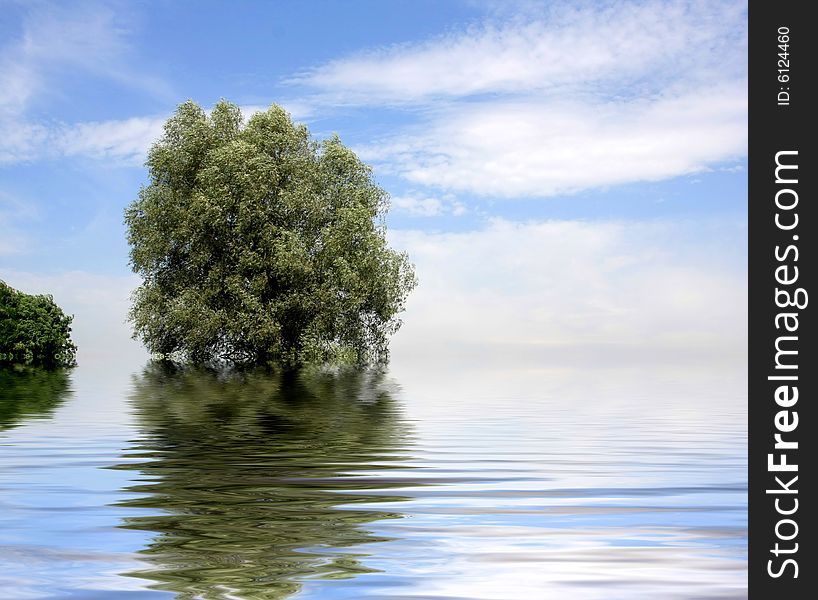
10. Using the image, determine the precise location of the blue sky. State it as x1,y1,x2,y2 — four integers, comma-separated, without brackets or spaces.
0,0,747,367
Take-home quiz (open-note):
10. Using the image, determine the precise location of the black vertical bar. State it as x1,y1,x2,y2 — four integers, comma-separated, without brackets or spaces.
749,1,814,597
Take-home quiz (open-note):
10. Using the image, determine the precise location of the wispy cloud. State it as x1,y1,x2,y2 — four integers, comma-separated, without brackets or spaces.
0,2,172,163
0,116,166,166
55,116,166,163
391,193,467,217
358,85,747,197
293,0,747,197
2,1,173,108
293,1,746,104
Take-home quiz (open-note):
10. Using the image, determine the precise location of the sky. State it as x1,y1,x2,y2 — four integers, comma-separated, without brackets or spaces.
0,0,747,370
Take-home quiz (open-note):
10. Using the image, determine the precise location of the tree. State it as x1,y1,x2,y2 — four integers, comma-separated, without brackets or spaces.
125,100,416,367
0,280,77,368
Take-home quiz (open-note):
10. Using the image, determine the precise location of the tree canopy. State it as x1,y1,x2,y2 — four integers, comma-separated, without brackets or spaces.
0,281,77,368
125,100,416,367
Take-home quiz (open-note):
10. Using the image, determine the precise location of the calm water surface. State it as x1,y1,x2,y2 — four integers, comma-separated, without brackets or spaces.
0,361,747,599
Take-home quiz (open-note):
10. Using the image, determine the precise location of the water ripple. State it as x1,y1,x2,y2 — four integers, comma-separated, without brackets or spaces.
0,364,747,599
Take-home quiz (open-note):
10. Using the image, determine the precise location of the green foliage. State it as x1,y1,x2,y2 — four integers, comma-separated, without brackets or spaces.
125,100,416,367
0,281,77,368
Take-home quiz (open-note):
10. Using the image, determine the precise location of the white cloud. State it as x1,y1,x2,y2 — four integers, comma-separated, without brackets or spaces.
0,61,37,118
294,0,747,197
390,193,466,217
0,5,316,166
0,116,165,166
359,84,747,197
0,2,172,164
0,120,49,164
294,1,746,104
388,218,747,369
10,2,172,104
392,195,443,216
55,116,166,163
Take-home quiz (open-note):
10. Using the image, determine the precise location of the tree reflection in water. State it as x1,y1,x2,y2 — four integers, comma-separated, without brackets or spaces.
0,368,71,431
116,363,412,599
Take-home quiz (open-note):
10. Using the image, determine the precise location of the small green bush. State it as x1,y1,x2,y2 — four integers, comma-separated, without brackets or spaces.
0,281,77,368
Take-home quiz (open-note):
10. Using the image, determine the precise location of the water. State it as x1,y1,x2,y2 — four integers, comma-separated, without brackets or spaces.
0,361,747,599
